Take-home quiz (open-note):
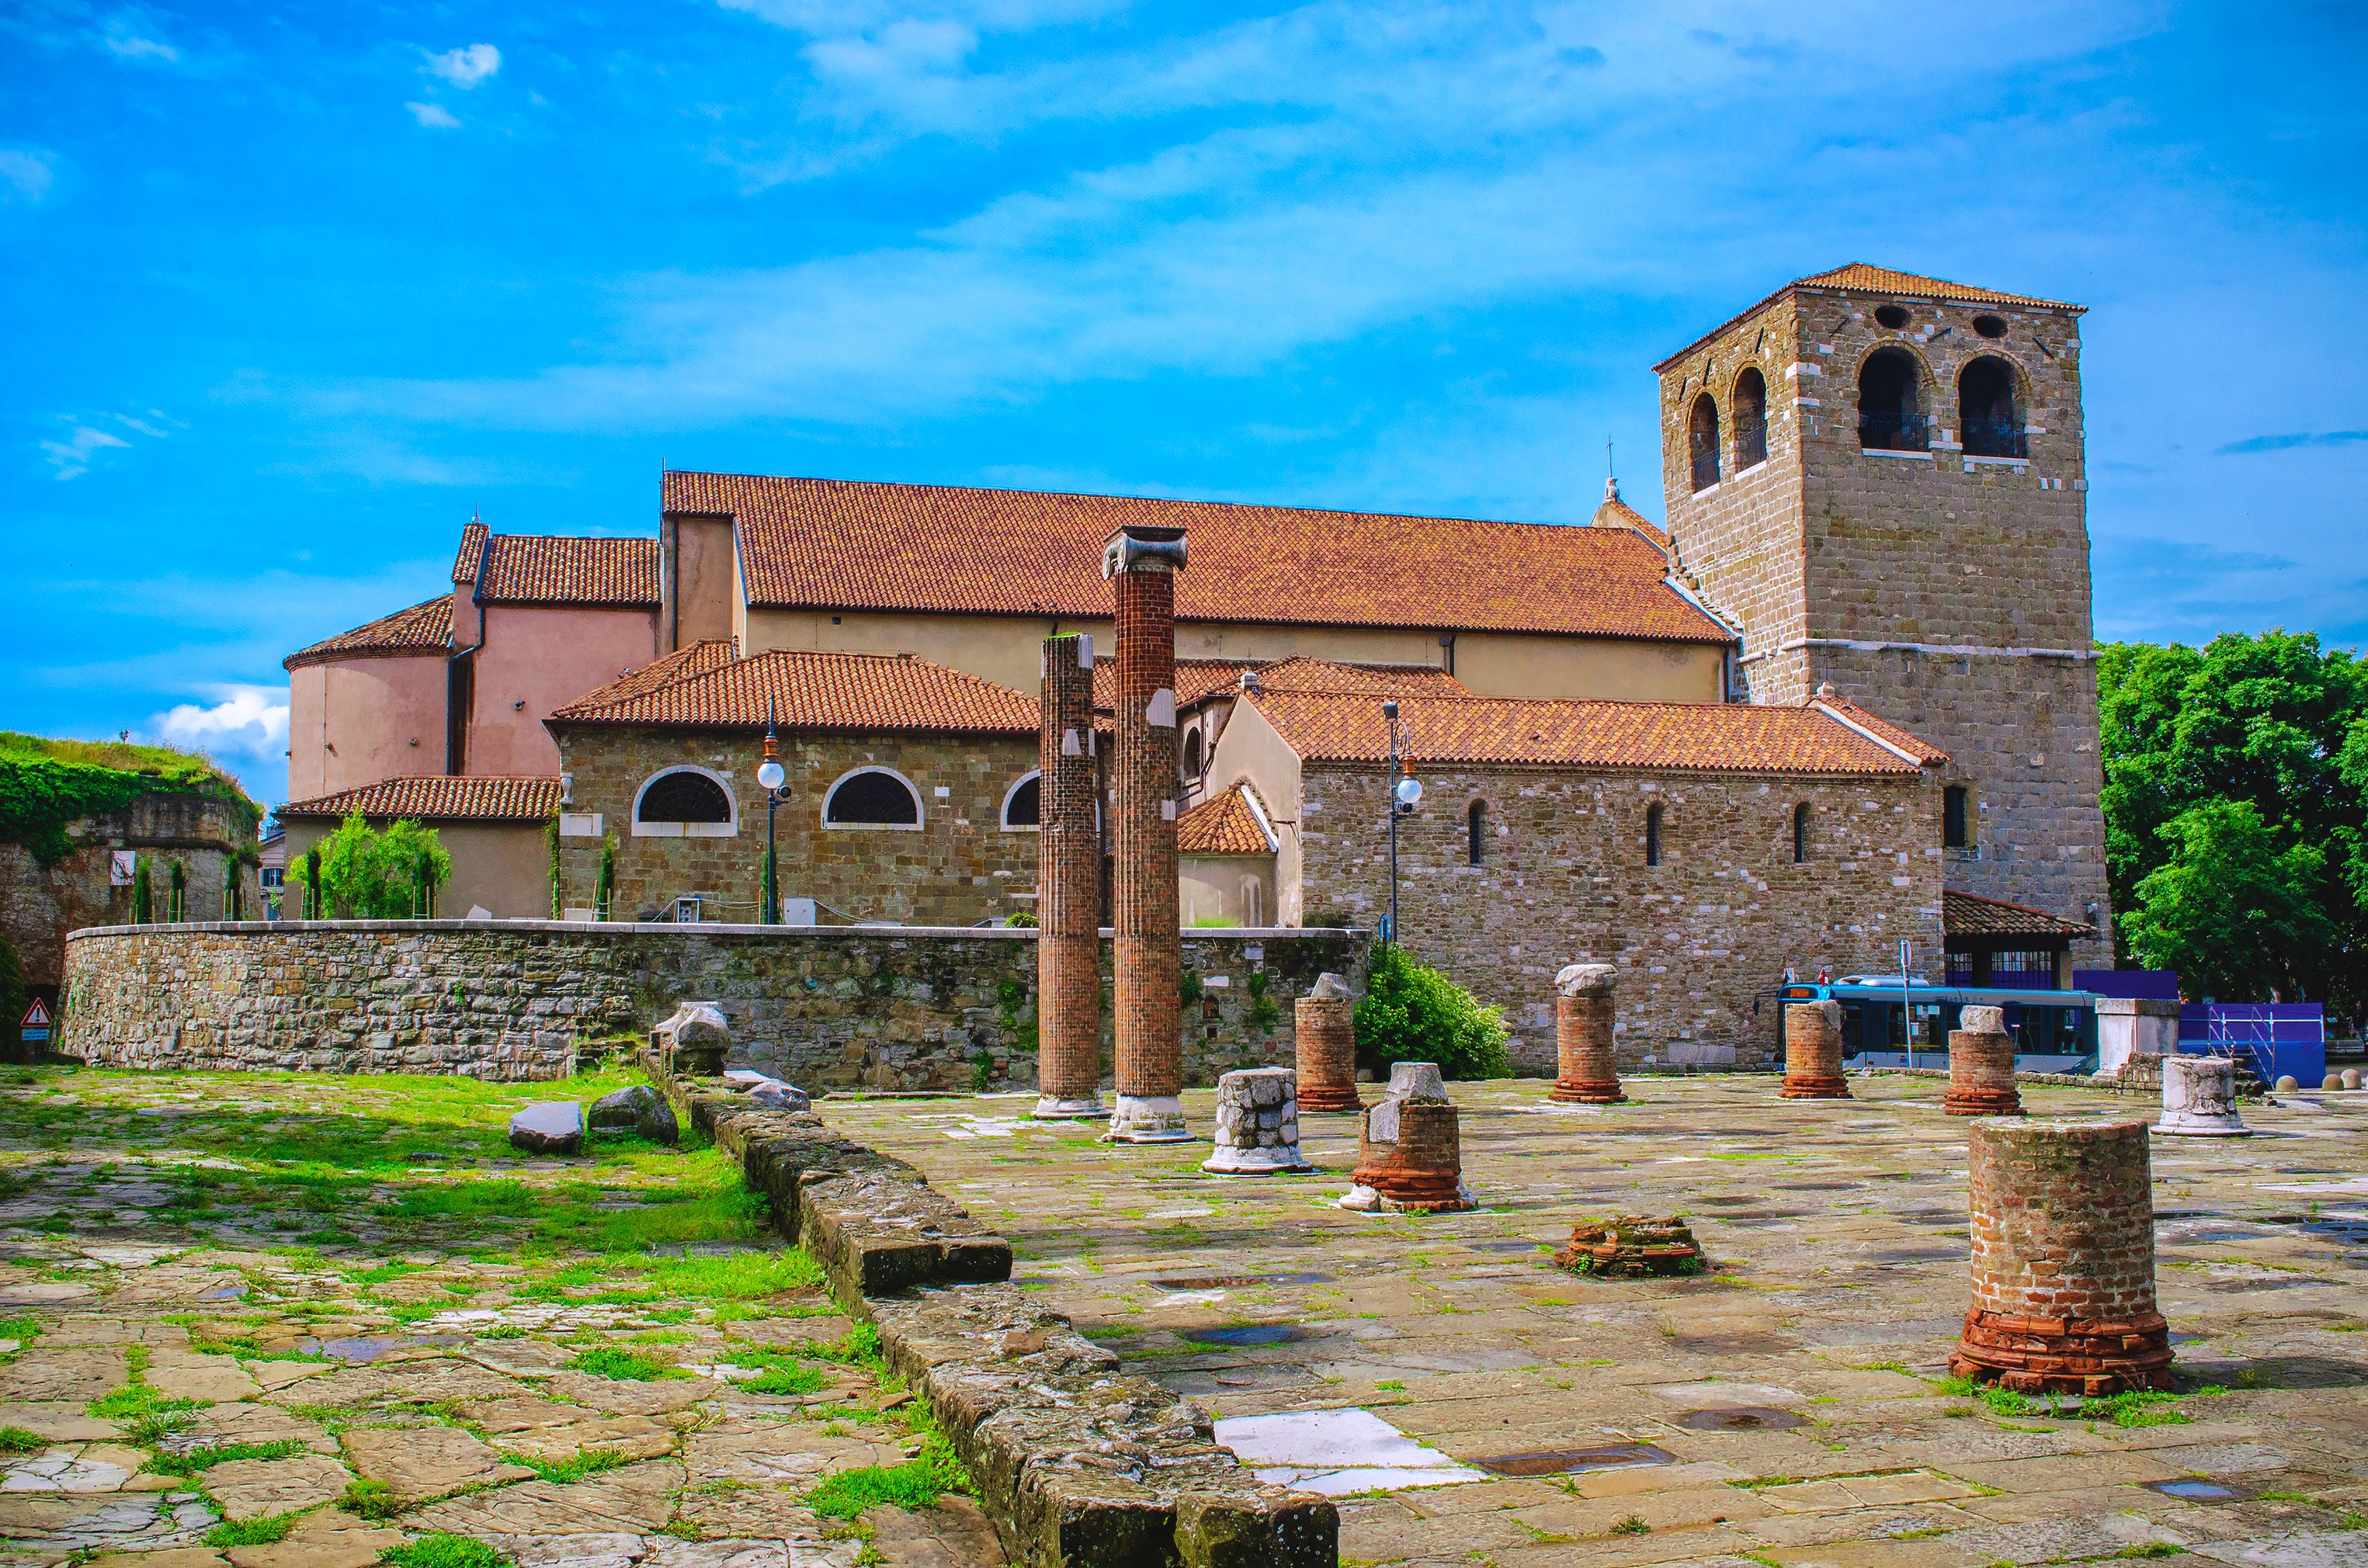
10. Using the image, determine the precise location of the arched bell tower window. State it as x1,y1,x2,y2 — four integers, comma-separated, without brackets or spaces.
1732,367,1768,470
1858,348,1927,452
1182,727,1205,782
1688,393,1721,491
1960,356,2026,458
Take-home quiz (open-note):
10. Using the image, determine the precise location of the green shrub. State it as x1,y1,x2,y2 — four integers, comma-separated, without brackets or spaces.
0,1426,46,1454
1352,945,1512,1081
377,1537,512,1568
286,812,452,919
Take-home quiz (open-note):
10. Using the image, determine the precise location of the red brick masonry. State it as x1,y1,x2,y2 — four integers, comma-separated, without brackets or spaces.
1951,1118,2172,1395
1550,963,1625,1104
1944,1007,2023,1118
1293,982,1363,1112
1034,634,1103,1118
1779,1000,1851,1099
1346,1065,1475,1213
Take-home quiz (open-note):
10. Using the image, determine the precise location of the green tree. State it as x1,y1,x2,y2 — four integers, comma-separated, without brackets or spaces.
2120,800,2335,1003
1352,943,1512,1080
285,812,453,918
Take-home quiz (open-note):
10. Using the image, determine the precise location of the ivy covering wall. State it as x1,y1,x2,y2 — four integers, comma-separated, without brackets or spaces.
0,731,262,863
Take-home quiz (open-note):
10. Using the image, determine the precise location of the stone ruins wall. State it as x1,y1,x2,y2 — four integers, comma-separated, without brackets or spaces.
60,921,1363,1088
1297,762,1943,1073
2,792,259,990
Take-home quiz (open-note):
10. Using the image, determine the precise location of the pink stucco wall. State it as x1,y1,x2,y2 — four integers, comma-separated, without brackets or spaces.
286,654,449,800
464,604,662,777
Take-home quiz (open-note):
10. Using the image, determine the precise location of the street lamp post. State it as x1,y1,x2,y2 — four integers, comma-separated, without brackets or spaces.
1381,699,1421,945
757,704,788,924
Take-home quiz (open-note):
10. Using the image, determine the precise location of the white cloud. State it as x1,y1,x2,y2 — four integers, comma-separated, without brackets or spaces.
0,149,54,203
39,408,179,480
405,100,461,130
151,685,290,767
104,29,178,62
425,43,500,88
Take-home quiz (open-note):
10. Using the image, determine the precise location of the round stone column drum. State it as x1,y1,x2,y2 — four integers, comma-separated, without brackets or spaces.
1550,963,1625,1104
1945,1004,2023,1118
1293,973,1363,1113
1340,1063,1475,1213
1779,1001,1851,1099
2155,1055,2252,1137
1950,1119,2173,1396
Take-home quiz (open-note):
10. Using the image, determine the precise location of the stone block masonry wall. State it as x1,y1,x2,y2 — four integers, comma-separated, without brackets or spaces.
553,723,1040,927
61,921,1361,1088
1297,762,1940,1072
2,792,259,990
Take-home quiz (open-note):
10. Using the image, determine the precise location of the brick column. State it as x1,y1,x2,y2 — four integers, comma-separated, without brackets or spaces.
1550,963,1625,1104
1339,1063,1474,1212
1033,633,1105,1120
1951,1119,2172,1395
1101,524,1192,1143
1779,1000,1851,1099
1293,973,1363,1113
1944,1004,2023,1117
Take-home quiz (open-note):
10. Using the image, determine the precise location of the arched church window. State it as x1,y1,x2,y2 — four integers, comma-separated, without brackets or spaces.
1002,772,1041,829
1793,802,1811,864
1733,368,1768,470
1467,800,1487,866
1688,393,1721,491
634,768,736,838
1960,356,2026,458
1645,802,1665,867
824,768,922,828
1858,349,1926,452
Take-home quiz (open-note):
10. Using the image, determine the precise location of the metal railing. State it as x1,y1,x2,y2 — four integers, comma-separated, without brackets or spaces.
1963,422,2029,459
1859,412,1930,453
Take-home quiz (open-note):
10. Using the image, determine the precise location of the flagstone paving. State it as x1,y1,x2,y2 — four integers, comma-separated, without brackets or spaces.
0,1066,998,1568
823,1077,2368,1566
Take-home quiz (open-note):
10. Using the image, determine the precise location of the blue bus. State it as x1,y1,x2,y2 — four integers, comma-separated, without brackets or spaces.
1773,979,2099,1075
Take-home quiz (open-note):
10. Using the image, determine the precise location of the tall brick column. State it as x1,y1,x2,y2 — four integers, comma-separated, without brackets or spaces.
1550,963,1625,1104
1779,1000,1851,1099
1951,1119,2172,1395
1101,524,1192,1143
1033,633,1105,1121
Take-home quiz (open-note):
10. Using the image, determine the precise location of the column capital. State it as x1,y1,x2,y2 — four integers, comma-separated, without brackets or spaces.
1101,524,1188,578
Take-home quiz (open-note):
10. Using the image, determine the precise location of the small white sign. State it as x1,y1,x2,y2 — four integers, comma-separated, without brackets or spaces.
559,813,602,837
109,850,137,886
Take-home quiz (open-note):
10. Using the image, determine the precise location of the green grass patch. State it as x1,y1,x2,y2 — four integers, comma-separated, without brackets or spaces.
507,1448,630,1486
805,1439,970,1519
204,1514,300,1548
0,1315,43,1346
151,1438,308,1476
0,1426,48,1454
564,1347,686,1382
341,1479,404,1519
88,1382,201,1421
377,1534,513,1568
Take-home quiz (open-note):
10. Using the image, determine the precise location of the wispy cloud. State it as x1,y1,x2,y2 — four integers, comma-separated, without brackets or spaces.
2217,429,2368,456
149,684,289,768
425,43,500,88
405,100,461,130
38,408,179,479
0,148,57,202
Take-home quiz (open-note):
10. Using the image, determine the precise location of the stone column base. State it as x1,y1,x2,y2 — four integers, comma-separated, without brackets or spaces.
1102,1094,1193,1143
1950,1307,2175,1395
1032,1094,1109,1120
1337,1178,1475,1214
2154,1111,2252,1136
1549,1078,1626,1105
1203,1145,1314,1175
1944,1088,2024,1117
1779,1075,1851,1099
1296,1084,1366,1113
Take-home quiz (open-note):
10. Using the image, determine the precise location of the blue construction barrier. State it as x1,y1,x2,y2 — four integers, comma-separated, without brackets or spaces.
2179,1003,2325,1088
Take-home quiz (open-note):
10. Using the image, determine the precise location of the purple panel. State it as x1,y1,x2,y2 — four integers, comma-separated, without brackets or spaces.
2078,968,2181,1000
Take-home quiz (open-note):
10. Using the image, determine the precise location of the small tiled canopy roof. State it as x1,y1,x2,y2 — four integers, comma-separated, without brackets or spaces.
1655,262,2084,371
278,775,564,822
1809,692,1952,768
1248,689,1936,776
1589,478,1671,553
1943,889,2095,941
1177,784,1277,855
283,597,453,670
548,647,1037,735
477,535,661,607
665,471,1734,645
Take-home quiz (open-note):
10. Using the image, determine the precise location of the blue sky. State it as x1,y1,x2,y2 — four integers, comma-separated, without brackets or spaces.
5,0,2364,810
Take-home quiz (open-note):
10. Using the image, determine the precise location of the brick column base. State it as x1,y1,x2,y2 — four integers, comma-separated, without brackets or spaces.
1950,1308,2174,1395
1339,1063,1475,1213
1293,981,1363,1113
1945,1009,2023,1117
1550,965,1623,1103
1779,1000,1851,1099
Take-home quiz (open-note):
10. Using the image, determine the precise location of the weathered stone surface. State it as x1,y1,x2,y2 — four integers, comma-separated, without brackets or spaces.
222,1508,405,1568
654,1003,731,1077
341,1424,536,1499
1202,1068,1311,1175
589,1085,679,1146
512,1101,587,1156
742,1080,810,1113
0,1400,120,1441
2158,1054,2251,1136
496,1415,675,1466
202,1454,352,1522
61,924,1356,1090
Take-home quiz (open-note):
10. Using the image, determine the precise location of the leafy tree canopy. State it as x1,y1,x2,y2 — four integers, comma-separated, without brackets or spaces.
1353,942,1512,1080
287,812,453,918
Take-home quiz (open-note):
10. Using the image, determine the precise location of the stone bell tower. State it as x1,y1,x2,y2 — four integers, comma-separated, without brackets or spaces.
1653,263,2111,958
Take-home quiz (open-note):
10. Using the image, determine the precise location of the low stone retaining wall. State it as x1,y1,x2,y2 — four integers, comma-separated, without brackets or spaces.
60,919,1365,1088
653,1055,1335,1567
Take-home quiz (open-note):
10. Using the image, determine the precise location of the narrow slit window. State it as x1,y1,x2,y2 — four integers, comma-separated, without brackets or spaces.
1645,802,1664,867
1943,786,1969,849
1733,367,1768,470
1467,800,1487,866
1793,802,1810,863
1688,394,1721,491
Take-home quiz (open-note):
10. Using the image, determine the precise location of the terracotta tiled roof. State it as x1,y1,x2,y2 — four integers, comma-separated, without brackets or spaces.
476,535,661,607
1944,889,2094,940
547,647,1037,734
453,520,489,585
665,472,1733,645
1092,658,1262,715
557,640,738,716
1807,692,1950,768
1240,657,1470,698
278,775,563,822
1654,263,2083,372
283,597,453,670
1589,477,1670,553
1178,783,1277,855
1249,690,1931,776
